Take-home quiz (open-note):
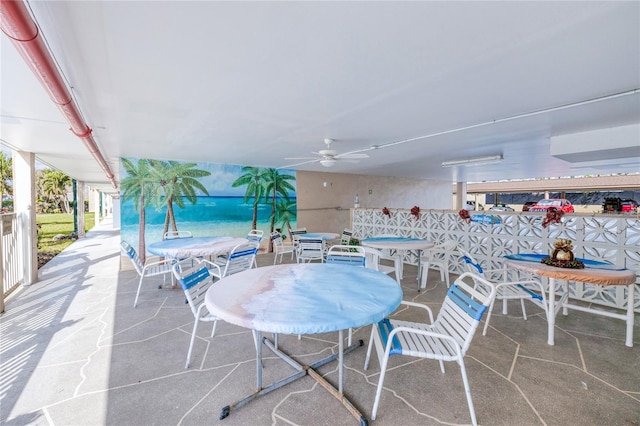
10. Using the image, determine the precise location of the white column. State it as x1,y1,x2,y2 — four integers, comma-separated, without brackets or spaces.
455,182,467,210
112,196,121,229
77,181,85,238
13,151,37,284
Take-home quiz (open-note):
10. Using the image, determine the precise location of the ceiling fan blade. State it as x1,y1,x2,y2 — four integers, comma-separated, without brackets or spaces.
284,156,319,160
336,153,369,159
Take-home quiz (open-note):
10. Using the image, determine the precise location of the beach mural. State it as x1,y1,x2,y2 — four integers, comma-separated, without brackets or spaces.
120,158,297,262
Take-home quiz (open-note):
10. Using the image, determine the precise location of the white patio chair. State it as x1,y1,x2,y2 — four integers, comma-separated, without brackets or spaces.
162,230,193,240
362,246,402,284
246,229,263,267
288,227,307,261
212,241,259,278
459,249,548,336
172,257,257,369
340,228,353,245
271,231,296,264
296,238,325,263
326,244,366,344
419,239,458,289
120,240,174,308
364,272,497,425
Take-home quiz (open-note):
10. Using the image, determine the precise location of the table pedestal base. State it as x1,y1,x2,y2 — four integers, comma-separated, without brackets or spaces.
220,333,368,425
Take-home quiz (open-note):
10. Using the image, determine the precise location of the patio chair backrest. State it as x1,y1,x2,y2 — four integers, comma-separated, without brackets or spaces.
340,228,353,245
172,258,214,318
297,238,324,262
270,231,284,246
247,229,264,242
163,230,193,240
221,242,259,276
120,240,144,275
326,245,365,267
432,272,494,354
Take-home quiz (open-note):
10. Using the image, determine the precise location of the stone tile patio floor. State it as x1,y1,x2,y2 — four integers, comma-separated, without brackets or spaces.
1,218,638,425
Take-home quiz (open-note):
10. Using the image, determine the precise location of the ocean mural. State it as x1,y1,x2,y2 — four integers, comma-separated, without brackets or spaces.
120,159,297,262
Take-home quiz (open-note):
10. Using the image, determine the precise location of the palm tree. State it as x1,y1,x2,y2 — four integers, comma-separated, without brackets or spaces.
40,170,72,213
262,168,296,251
0,152,12,211
271,198,297,246
120,158,158,263
148,160,211,236
231,166,266,231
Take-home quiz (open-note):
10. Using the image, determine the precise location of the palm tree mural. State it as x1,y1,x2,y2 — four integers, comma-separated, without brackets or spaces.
262,168,296,251
120,158,157,263
271,199,297,241
149,160,211,236
231,166,265,231
40,170,72,213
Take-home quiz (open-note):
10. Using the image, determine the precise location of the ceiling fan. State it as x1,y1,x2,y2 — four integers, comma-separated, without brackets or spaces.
285,138,369,167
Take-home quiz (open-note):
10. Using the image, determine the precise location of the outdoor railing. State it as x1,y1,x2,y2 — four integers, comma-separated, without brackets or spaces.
1,213,23,312
353,208,640,313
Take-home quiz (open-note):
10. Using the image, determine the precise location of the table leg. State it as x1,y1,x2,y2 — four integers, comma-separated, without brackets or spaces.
220,336,367,424
548,278,556,345
339,330,344,394
626,283,635,348
256,330,262,388
416,250,422,291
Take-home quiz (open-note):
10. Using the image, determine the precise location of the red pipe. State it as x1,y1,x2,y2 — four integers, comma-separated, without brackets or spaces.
1,0,117,188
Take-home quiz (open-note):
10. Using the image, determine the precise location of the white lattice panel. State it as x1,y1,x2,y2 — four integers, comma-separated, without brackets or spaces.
353,209,640,312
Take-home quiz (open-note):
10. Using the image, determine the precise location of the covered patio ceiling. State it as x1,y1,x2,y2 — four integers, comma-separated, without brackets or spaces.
1,1,639,196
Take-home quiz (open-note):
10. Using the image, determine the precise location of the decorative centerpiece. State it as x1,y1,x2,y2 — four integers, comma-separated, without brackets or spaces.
410,205,420,220
541,238,585,269
458,209,471,223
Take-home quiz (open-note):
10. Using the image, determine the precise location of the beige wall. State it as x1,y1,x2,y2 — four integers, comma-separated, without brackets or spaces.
296,171,451,233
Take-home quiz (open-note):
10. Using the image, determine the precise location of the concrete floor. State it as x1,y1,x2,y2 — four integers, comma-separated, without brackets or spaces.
1,218,639,426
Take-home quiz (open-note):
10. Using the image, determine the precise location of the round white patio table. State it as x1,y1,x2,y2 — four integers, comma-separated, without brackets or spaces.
300,232,339,240
503,253,636,347
205,263,402,424
361,236,435,290
147,236,249,259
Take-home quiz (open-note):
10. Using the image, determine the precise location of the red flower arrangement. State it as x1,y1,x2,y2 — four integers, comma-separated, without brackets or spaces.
542,207,565,228
410,205,420,220
382,207,392,218
458,209,471,223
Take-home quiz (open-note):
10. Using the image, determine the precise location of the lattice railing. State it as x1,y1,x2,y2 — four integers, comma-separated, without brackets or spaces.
353,209,640,312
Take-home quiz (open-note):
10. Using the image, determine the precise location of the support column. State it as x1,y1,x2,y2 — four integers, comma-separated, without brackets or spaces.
455,182,467,210
77,181,85,238
112,196,120,229
13,151,37,284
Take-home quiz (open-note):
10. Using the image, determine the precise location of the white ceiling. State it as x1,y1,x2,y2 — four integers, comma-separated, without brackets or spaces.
1,1,639,195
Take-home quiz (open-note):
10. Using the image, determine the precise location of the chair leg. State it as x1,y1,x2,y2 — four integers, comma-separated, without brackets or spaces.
210,319,218,337
348,328,352,346
364,326,376,370
133,275,145,307
371,352,391,421
186,317,200,369
520,299,528,320
458,359,478,426
482,297,497,336
420,261,430,289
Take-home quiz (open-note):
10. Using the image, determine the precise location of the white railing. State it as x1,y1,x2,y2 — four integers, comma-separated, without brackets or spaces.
1,213,23,312
353,208,640,312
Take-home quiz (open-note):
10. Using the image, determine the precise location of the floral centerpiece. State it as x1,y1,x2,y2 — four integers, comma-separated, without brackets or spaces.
410,205,420,220
541,238,585,269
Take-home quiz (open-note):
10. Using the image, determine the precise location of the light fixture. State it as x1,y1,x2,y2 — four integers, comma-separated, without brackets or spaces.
442,154,503,167
320,159,336,167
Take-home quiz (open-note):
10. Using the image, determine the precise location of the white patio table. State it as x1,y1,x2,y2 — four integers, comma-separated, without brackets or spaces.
503,253,636,347
205,263,402,424
361,236,435,290
146,236,249,259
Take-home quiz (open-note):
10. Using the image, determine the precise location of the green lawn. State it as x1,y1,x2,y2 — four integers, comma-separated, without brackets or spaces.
37,212,95,253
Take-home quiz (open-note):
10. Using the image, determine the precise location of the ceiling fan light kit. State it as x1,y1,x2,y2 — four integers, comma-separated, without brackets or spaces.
284,138,370,167
442,154,503,167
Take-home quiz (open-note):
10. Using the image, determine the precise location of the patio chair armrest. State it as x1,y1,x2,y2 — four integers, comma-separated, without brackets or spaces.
399,300,435,324
198,258,223,278
388,326,463,358
141,257,174,271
